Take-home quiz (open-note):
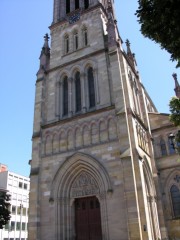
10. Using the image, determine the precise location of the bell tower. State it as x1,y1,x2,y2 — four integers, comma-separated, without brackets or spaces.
29,0,166,240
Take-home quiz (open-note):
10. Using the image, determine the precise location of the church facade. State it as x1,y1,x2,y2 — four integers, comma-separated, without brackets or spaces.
29,0,180,239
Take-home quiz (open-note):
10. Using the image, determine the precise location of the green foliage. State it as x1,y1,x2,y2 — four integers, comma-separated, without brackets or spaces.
169,97,180,126
136,0,180,67
0,191,11,229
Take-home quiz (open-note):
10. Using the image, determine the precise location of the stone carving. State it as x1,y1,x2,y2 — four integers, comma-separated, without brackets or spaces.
71,172,99,197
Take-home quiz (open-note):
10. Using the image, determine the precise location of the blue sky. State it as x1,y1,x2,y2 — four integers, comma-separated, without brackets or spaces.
0,0,179,177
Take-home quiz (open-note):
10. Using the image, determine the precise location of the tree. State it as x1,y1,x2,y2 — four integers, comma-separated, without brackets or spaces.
169,97,180,127
169,97,180,150
136,0,180,67
0,190,11,229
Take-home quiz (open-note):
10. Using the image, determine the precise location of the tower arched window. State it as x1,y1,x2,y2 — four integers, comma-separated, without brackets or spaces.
75,72,81,112
63,76,68,116
64,34,69,54
88,67,95,108
75,0,79,10
84,0,89,9
66,0,70,14
160,139,167,156
82,27,88,46
74,31,78,50
170,185,180,218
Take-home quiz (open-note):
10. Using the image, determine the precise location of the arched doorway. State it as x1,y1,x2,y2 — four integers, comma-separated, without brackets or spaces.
75,196,102,240
50,152,112,240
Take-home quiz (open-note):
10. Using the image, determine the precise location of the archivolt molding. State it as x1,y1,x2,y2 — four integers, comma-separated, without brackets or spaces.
83,59,97,71
56,70,70,85
162,168,180,219
50,152,112,240
141,156,161,239
50,152,112,201
142,156,156,196
164,168,180,192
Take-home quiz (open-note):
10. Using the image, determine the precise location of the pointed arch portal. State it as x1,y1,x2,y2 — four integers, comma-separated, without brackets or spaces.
50,152,111,240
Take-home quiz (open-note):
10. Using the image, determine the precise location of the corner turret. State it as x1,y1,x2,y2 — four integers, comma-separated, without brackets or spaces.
125,39,137,69
106,1,119,48
37,34,50,75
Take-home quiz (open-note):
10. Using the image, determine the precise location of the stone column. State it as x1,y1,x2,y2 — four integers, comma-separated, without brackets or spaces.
55,82,60,118
93,68,100,104
81,72,87,113
70,0,74,12
60,1,66,20
59,81,63,118
80,0,84,8
68,77,73,117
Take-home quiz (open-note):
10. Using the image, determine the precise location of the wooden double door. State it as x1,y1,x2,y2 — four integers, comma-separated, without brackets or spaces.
75,196,102,240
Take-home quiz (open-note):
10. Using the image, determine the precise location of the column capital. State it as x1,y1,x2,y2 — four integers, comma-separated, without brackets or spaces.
80,72,86,78
68,77,73,83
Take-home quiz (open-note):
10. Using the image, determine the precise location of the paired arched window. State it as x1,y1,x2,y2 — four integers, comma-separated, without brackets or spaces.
64,34,69,54
84,0,89,9
170,185,180,218
88,67,95,108
82,27,88,46
75,72,81,112
66,0,70,14
63,26,88,55
63,76,68,116
60,67,95,117
75,0,79,10
74,31,79,50
66,0,89,14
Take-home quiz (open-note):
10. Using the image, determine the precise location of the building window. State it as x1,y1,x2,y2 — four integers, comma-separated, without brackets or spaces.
84,0,89,9
24,183,28,190
11,221,15,230
13,180,18,187
63,76,68,116
88,67,95,108
19,182,23,188
74,31,78,50
23,207,27,216
75,72,81,112
5,223,9,230
75,0,79,9
66,0,70,14
160,139,167,156
64,34,69,54
16,222,20,231
13,193,17,200
22,222,26,231
8,179,12,186
170,185,180,218
12,205,16,214
17,206,21,215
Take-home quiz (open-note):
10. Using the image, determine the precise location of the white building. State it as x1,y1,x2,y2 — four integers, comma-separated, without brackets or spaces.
0,168,30,240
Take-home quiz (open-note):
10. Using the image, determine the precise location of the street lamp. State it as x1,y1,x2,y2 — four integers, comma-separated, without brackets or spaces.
19,204,23,240
19,197,29,240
